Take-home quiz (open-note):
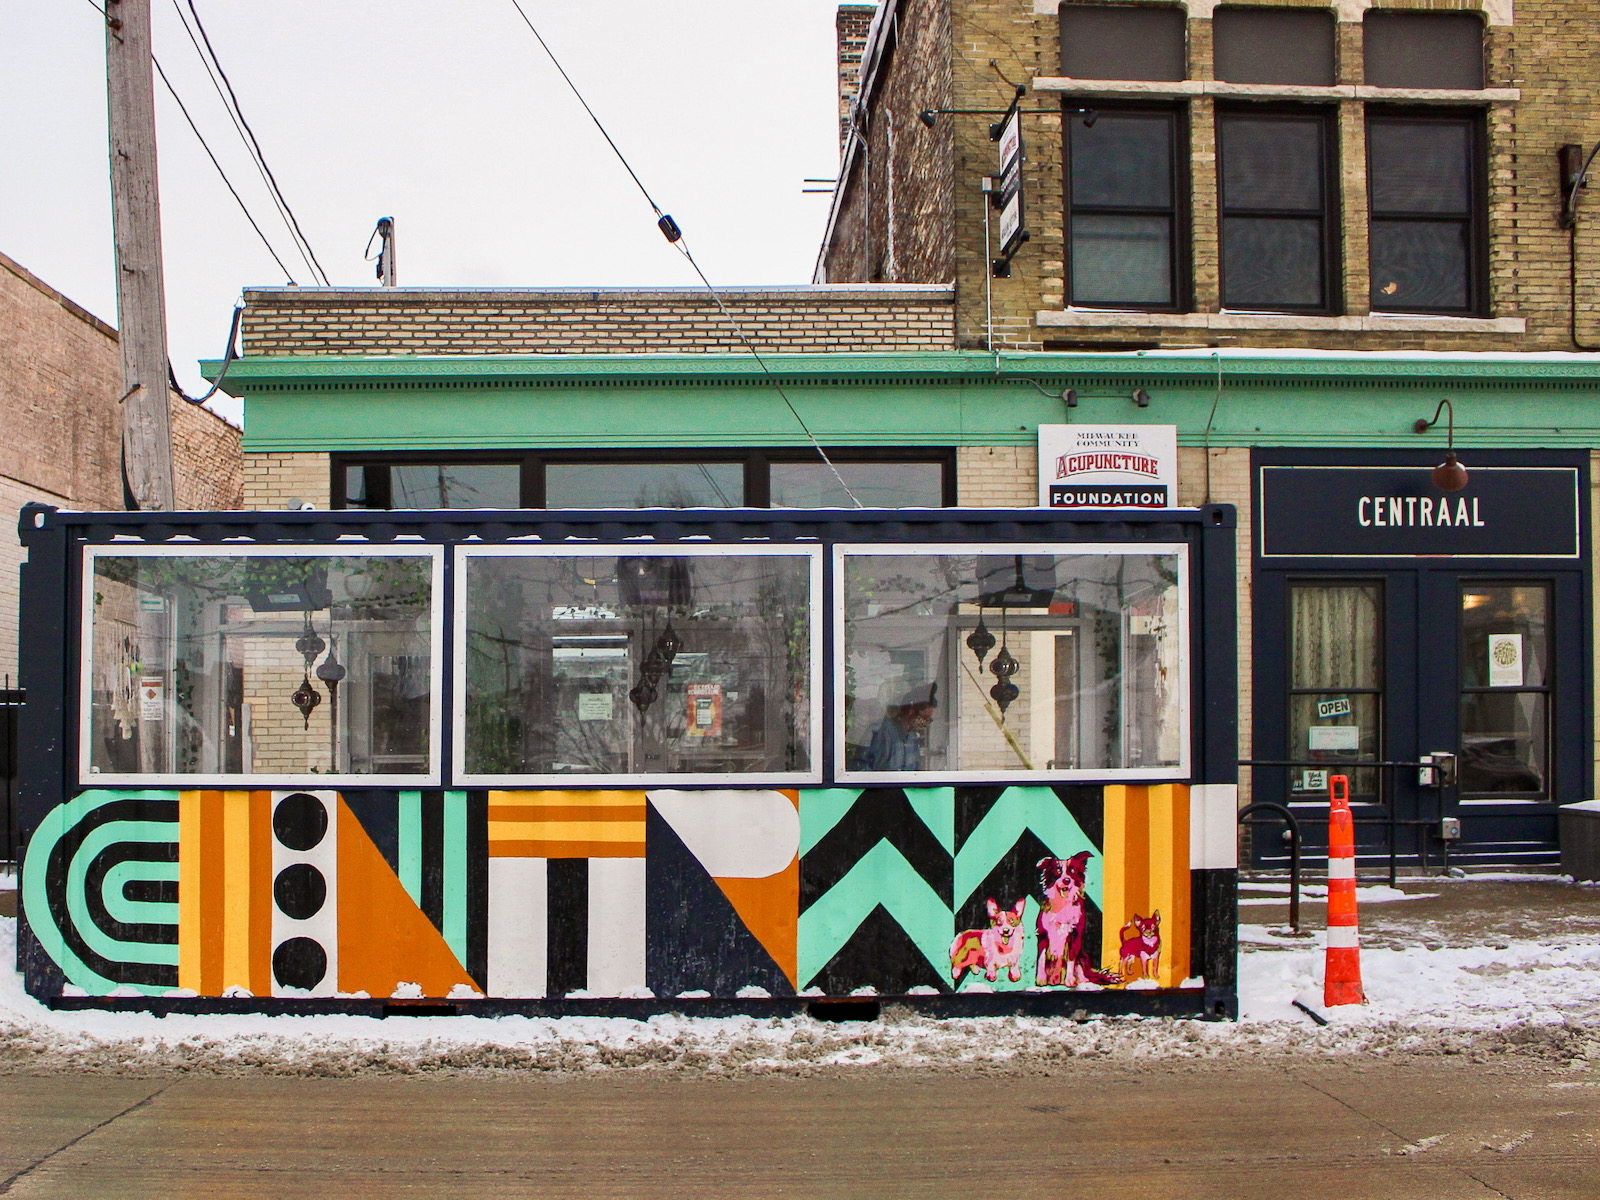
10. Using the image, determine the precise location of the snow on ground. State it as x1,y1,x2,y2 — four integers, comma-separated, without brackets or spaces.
2,914,1598,1076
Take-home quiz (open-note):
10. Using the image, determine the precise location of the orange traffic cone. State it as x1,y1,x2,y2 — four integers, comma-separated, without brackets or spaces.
1324,773,1366,1006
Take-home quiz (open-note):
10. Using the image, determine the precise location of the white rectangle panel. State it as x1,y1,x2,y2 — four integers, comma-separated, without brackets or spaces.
1190,784,1239,870
587,858,647,996
487,857,547,999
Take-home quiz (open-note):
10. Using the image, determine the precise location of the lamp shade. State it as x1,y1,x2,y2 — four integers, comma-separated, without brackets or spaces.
1432,451,1469,492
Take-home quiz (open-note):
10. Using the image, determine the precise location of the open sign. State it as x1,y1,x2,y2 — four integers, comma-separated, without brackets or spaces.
1317,697,1352,719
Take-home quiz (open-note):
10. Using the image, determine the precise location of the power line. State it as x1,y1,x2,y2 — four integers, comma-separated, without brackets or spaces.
80,0,298,281
168,0,316,281
152,59,297,281
502,0,863,508
177,0,330,285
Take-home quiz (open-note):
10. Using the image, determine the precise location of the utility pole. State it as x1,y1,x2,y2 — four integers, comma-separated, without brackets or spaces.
105,0,176,511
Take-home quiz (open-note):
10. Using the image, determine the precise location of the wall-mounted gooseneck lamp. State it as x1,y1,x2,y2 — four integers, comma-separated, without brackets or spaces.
1413,399,1469,492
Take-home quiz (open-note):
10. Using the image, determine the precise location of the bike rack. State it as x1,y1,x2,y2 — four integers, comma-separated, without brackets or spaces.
1236,801,1303,932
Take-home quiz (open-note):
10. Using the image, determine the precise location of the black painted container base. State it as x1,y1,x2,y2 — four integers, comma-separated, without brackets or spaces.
47,988,1236,1022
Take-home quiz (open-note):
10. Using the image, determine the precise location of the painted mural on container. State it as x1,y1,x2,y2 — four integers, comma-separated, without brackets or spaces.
22,785,1193,999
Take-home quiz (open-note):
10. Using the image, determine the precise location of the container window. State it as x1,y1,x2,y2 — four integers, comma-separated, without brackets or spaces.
458,547,820,785
84,550,441,785
836,545,1187,782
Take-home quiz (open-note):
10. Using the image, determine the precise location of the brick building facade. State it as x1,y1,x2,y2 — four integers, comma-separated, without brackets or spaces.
0,250,242,677
818,0,1597,355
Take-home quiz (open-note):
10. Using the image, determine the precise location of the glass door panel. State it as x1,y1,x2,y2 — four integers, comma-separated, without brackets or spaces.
1459,583,1551,798
1288,581,1383,799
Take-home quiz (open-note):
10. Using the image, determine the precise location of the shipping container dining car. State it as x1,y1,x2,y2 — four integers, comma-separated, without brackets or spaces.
13,504,1239,1019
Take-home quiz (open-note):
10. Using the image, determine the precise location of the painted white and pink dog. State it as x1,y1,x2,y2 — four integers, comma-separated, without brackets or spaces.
950,897,1026,984
1035,852,1121,988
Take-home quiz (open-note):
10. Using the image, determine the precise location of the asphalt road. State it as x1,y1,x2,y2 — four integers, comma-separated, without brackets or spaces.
0,1060,1595,1199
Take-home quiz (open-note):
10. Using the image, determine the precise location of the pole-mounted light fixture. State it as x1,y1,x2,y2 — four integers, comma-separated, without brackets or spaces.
918,106,1098,130
1413,399,1468,492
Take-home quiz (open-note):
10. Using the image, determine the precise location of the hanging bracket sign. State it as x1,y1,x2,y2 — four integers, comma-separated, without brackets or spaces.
1038,425,1179,509
990,94,1027,277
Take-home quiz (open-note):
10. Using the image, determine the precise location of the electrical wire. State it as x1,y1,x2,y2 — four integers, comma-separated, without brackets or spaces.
504,0,863,508
168,302,243,406
81,0,298,281
151,58,297,282
176,0,330,286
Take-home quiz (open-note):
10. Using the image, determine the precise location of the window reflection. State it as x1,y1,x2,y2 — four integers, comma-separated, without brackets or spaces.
545,463,743,509
840,549,1185,778
770,462,943,509
87,552,437,780
463,549,815,780
345,464,520,510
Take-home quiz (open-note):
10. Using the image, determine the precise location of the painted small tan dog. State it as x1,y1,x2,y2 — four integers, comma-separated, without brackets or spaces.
950,897,1026,984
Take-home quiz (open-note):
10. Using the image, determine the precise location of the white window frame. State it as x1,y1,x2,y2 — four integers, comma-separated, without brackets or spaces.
79,544,446,788
453,544,825,788
833,541,1192,785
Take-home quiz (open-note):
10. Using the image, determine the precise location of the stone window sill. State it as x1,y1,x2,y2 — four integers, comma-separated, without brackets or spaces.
1033,78,1519,104
1036,310,1526,334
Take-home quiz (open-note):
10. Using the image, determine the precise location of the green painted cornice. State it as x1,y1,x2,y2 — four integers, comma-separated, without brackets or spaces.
206,349,1600,391
205,350,1600,454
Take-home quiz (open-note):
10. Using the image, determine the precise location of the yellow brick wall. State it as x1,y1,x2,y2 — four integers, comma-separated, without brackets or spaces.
243,453,331,511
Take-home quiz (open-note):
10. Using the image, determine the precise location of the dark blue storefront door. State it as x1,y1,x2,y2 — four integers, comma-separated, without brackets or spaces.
1252,450,1591,870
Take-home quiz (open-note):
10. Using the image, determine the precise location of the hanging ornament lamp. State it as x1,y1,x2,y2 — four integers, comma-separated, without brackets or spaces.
657,621,682,665
967,613,996,668
989,641,1020,718
291,672,321,729
295,612,326,672
628,678,658,712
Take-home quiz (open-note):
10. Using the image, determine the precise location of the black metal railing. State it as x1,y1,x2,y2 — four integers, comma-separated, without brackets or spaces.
1238,758,1454,887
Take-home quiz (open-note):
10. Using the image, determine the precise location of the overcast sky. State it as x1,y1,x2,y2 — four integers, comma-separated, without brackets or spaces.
1,0,855,423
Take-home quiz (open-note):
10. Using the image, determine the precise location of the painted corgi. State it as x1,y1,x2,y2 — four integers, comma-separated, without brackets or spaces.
1118,911,1162,984
950,897,1027,983
1035,852,1121,988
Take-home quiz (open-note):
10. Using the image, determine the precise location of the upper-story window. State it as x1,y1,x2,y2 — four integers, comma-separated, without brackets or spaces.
1218,108,1338,313
1367,110,1484,315
1364,11,1485,91
1213,7,1335,87
1058,3,1187,82
1066,108,1187,310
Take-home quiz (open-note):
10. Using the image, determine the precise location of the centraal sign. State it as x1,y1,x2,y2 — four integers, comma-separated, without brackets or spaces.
1258,465,1582,559
1038,425,1178,509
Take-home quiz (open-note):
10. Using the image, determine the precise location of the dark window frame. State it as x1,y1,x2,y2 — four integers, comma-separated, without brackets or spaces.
330,447,958,511
1216,103,1342,316
1457,578,1554,802
1062,101,1192,313
1285,576,1387,804
1365,106,1489,318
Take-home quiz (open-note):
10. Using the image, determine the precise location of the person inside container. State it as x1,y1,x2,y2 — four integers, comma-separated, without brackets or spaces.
858,683,938,771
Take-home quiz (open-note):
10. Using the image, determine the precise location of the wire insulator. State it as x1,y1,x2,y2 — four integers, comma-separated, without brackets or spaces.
658,215,682,243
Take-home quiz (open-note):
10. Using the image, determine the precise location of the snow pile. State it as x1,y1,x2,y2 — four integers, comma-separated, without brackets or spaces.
1,916,1597,1076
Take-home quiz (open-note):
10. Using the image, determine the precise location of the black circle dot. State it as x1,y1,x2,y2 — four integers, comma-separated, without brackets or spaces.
272,937,328,990
273,863,327,921
273,793,327,851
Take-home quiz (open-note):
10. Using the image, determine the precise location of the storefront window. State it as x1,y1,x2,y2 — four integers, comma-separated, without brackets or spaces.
345,463,520,509
836,546,1186,780
458,547,819,783
1459,583,1550,797
770,461,944,509
84,550,440,784
1289,582,1382,800
545,463,744,508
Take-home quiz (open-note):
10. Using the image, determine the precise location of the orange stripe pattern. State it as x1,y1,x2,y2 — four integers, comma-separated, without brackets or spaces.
178,790,273,997
487,790,646,858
